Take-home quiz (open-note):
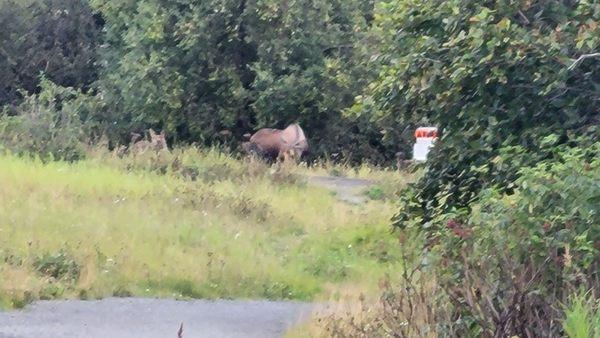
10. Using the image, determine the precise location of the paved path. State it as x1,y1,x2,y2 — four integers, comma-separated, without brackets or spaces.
0,298,313,338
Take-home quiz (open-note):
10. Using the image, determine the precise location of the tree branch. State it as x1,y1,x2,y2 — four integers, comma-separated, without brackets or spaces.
567,52,600,71
322,44,354,53
0,46,18,66
517,11,530,25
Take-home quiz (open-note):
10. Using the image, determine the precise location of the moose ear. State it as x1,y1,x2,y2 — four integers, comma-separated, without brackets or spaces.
148,128,157,137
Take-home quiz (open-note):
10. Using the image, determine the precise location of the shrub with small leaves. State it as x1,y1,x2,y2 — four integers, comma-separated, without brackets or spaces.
353,0,600,226
432,142,600,337
0,77,98,161
33,250,80,283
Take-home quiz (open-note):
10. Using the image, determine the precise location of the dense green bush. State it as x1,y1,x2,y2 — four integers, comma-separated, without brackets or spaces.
348,0,599,223
324,140,597,336
358,2,600,333
2,0,597,166
431,143,599,336
0,78,97,161
0,0,102,107
0,0,392,162
87,0,385,161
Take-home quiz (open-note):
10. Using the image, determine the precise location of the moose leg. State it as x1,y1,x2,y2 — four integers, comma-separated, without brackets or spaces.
277,149,286,164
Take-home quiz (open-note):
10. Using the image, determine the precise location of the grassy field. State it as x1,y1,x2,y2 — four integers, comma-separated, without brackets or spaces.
0,148,414,309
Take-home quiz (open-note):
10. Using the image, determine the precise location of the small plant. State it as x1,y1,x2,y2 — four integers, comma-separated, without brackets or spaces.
269,163,304,186
198,162,236,182
8,291,34,309
261,281,294,300
2,252,24,266
365,185,384,200
33,250,80,283
112,286,133,298
39,283,65,300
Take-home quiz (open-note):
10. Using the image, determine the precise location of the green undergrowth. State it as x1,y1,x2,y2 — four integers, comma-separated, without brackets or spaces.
563,292,600,338
0,150,410,308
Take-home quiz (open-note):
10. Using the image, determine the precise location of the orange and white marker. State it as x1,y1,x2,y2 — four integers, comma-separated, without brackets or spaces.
413,127,438,161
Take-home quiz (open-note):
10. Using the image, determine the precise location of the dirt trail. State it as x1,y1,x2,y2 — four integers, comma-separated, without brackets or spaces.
0,298,312,338
307,175,375,204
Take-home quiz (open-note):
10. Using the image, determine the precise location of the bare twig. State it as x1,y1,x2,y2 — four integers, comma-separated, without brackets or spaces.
517,11,530,25
420,56,441,63
567,52,600,71
322,44,354,53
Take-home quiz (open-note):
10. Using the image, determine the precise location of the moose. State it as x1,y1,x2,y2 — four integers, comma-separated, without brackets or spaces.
113,129,168,157
242,123,308,163
131,128,168,153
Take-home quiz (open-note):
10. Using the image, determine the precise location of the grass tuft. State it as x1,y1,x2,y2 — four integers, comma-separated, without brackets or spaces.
563,291,600,338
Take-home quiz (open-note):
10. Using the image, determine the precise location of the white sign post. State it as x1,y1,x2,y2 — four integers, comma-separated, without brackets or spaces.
412,127,438,162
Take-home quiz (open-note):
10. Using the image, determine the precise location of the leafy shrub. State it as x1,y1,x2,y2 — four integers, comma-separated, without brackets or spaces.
431,143,599,337
368,2,600,330
365,185,384,200
355,0,600,226
39,283,65,300
315,142,597,337
33,250,80,283
0,78,96,161
0,0,102,107
89,0,385,163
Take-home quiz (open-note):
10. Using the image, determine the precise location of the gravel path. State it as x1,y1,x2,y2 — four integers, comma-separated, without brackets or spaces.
0,298,313,338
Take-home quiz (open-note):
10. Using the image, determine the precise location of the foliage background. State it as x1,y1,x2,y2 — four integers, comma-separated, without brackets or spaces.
1,0,390,162
1,0,598,336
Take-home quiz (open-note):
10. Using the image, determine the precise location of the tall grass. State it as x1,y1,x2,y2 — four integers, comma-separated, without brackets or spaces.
0,149,414,308
285,230,449,338
563,292,600,338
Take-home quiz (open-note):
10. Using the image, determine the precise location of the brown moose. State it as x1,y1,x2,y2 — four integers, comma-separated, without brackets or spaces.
130,129,168,154
242,123,308,163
